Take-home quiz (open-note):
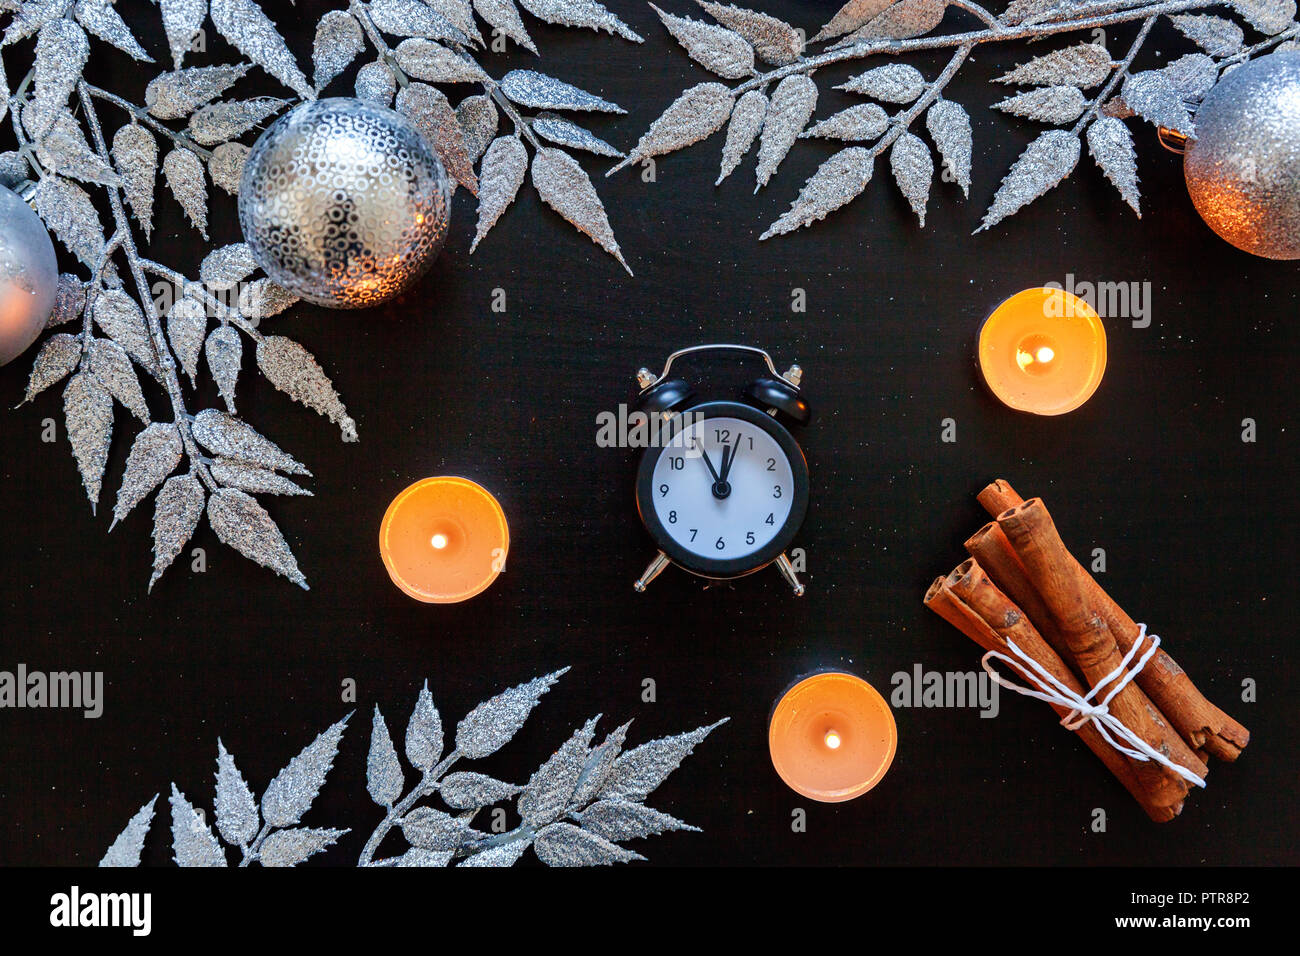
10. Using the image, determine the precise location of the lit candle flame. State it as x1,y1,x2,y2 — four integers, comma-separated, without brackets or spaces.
1036,346,1055,364
431,533,449,550
824,730,841,750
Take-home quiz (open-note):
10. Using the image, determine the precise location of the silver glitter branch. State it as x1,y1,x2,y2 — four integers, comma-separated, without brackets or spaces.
99,671,729,868
615,0,1300,236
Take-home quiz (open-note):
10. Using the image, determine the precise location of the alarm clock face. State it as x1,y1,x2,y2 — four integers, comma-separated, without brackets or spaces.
636,401,809,578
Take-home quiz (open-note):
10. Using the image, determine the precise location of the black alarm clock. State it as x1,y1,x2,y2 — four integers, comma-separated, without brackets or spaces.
631,345,810,595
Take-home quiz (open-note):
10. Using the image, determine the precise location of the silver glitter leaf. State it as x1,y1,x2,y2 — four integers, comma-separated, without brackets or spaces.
33,175,106,269
26,19,89,139
1160,53,1218,100
1,0,64,46
94,288,159,377
1000,0,1072,26
456,94,499,165
0,149,23,186
570,719,631,805
695,1,803,65
994,42,1113,88
1122,71,1194,135
205,325,242,413
532,147,630,274
368,0,470,43
926,99,971,196
187,97,288,146
88,338,150,423
210,458,311,496
812,0,894,41
424,0,485,45
313,11,365,91
396,83,478,195
1169,14,1244,57
755,74,817,190
439,772,522,809
214,740,259,848
1228,0,1296,34
471,135,528,252
260,716,350,827
1086,114,1140,215
354,60,397,108
891,131,933,226
454,667,568,759
36,113,120,186
99,796,157,867
650,3,755,79
846,0,948,41
158,0,208,69
599,719,727,802
48,274,87,329
112,423,182,527
716,88,766,185
473,0,537,53
500,69,624,113
459,839,529,866
210,0,314,99
531,113,623,157
208,142,249,195
191,408,310,476
150,473,205,590
761,146,874,239
534,822,643,866
395,38,487,83
74,0,151,61
993,85,1087,123
166,296,208,386
518,716,598,826
238,278,299,321
255,336,356,442
111,123,157,239
22,333,81,404
612,82,734,174
838,63,926,104
395,847,454,866
405,681,444,772
516,0,644,42
163,147,209,238
146,66,250,120
977,128,1080,232
367,707,405,807
204,242,256,290
209,487,308,587
801,103,889,142
259,827,347,867
579,799,697,841
169,785,227,867
400,806,469,850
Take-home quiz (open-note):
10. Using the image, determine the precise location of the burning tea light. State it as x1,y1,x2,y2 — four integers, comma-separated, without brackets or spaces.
768,672,897,803
379,477,509,604
978,287,1107,415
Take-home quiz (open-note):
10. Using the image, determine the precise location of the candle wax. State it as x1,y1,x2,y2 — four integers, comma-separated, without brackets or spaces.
769,672,897,803
379,477,509,604
978,288,1107,415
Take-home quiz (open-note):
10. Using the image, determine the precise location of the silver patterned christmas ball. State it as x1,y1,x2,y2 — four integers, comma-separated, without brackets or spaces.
1184,52,1300,260
238,98,452,308
0,185,58,366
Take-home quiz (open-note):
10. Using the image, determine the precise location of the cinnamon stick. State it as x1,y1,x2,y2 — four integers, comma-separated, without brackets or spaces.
936,560,1171,821
978,480,1249,761
997,498,1207,810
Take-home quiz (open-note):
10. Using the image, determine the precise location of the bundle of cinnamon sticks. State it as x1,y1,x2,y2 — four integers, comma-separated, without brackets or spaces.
925,480,1249,821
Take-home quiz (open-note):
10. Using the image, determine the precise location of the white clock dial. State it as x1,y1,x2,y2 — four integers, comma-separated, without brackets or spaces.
649,416,795,561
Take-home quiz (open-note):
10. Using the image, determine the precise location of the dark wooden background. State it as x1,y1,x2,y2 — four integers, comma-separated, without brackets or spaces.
0,0,1295,866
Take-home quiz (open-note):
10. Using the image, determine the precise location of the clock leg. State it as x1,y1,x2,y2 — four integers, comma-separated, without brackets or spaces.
634,552,671,592
775,552,806,596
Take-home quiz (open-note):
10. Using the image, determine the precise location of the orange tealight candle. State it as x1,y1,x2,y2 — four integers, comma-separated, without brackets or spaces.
379,477,509,603
978,287,1107,415
768,672,897,803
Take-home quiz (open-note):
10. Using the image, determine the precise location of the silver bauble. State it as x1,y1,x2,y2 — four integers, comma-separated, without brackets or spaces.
0,185,58,366
238,98,452,308
1184,52,1300,260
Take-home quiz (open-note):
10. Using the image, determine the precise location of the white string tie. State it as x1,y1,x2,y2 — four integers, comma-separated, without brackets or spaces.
980,624,1206,788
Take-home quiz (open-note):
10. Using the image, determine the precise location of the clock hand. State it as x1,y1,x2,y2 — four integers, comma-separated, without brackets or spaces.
720,433,741,483
698,443,722,484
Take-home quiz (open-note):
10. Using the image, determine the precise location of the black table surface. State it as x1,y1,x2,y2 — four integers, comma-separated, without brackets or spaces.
0,0,1295,867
